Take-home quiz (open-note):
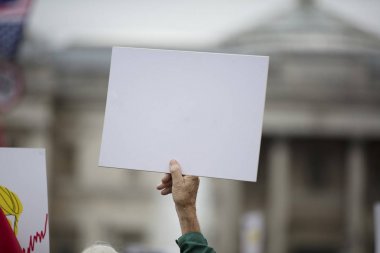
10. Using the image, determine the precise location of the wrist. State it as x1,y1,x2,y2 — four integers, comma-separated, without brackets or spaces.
175,204,200,234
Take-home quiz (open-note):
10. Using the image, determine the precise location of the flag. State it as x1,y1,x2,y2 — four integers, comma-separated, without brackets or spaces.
0,0,31,60
0,207,23,253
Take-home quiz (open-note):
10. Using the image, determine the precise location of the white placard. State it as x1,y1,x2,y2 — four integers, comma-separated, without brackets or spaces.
0,148,49,253
376,203,380,253
100,47,269,182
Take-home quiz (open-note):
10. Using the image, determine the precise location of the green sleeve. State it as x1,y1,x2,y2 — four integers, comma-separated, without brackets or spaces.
176,232,216,253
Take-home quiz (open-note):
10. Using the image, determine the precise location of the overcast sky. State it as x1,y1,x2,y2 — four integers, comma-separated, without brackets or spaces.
27,0,380,49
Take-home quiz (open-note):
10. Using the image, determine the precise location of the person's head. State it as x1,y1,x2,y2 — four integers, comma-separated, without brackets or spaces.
81,244,118,253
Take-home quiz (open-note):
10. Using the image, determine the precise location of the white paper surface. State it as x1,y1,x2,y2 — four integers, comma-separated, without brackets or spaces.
0,148,49,253
376,203,380,253
100,47,269,182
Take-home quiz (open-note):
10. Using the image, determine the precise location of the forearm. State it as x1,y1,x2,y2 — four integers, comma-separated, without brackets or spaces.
175,204,200,235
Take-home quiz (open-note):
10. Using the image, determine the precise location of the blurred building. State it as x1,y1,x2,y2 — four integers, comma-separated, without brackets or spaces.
221,1,380,253
1,0,380,253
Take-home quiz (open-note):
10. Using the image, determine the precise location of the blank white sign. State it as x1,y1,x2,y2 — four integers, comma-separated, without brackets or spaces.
100,47,269,182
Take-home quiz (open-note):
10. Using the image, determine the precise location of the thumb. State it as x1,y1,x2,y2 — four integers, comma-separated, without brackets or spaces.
170,160,183,184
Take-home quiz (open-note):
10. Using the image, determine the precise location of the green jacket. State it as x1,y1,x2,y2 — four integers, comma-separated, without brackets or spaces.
176,232,216,253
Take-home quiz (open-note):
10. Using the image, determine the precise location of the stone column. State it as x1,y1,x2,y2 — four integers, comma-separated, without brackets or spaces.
215,180,243,253
267,139,290,253
346,141,366,253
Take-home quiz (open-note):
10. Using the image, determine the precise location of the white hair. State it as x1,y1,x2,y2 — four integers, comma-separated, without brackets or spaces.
81,244,118,253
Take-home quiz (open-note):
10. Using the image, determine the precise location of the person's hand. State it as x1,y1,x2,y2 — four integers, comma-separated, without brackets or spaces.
156,160,201,234
156,160,199,208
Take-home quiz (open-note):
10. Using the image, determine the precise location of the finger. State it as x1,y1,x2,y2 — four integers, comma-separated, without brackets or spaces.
170,159,183,184
184,175,199,183
184,175,198,180
161,173,172,184
156,183,165,190
156,182,172,190
191,176,199,183
161,187,172,195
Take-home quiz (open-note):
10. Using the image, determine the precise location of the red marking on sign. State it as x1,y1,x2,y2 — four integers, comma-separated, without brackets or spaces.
22,213,48,253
